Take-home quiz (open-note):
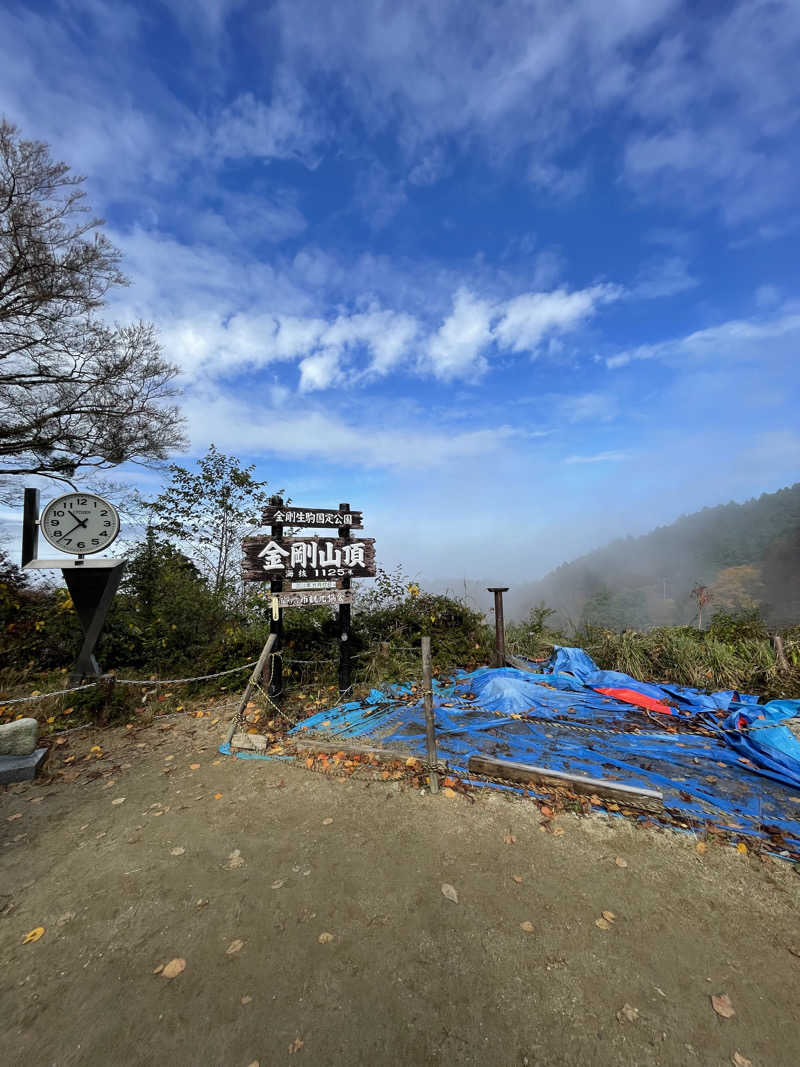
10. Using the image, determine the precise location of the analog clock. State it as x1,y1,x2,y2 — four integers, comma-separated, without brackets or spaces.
39,493,121,555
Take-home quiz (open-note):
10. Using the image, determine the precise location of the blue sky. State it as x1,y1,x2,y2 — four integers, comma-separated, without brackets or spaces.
2,0,799,583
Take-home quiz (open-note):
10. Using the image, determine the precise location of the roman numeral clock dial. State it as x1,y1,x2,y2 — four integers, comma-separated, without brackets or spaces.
39,493,121,554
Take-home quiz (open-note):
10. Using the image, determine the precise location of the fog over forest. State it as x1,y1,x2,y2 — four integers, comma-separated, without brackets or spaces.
427,483,800,627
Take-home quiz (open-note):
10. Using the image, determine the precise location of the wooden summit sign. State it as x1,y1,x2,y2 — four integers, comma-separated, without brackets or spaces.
275,589,354,609
262,505,363,529
242,536,376,581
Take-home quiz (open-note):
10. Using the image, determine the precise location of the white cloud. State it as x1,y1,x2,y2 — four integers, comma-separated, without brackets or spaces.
606,309,800,369
298,348,342,392
180,390,522,469
213,70,327,167
425,289,494,381
494,285,620,355
563,450,629,464
629,256,699,299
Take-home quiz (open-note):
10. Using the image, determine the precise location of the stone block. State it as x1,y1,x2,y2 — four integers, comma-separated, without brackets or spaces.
0,717,39,757
0,748,49,785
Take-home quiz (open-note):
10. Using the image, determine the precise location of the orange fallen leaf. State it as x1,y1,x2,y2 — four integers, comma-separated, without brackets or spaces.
711,993,735,1018
443,787,457,798
22,926,45,944
305,757,314,769
615,857,628,868
512,875,523,884
602,910,616,922
443,776,457,788
161,957,186,979
736,842,748,855
214,793,223,800
152,963,164,974
288,1037,304,1054
503,832,516,845
731,1052,752,1067
697,841,707,855
540,805,553,817
189,763,201,770
317,932,335,944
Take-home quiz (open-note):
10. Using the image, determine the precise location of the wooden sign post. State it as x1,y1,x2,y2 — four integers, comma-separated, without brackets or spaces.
487,586,509,668
338,503,352,695
242,497,375,697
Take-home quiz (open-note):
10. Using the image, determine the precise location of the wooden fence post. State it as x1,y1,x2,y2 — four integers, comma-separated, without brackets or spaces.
338,502,352,695
487,587,509,667
268,494,283,698
421,636,439,794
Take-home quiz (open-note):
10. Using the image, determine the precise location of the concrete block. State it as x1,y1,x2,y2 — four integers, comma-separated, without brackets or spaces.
0,747,48,785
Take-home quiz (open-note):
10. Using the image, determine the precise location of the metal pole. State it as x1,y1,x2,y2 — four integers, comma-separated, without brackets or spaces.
421,636,439,794
22,488,40,566
487,587,509,668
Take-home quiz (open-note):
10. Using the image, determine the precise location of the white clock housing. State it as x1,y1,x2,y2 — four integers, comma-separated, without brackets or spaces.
39,493,120,555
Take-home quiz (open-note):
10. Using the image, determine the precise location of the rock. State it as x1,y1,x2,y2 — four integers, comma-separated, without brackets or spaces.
0,718,39,757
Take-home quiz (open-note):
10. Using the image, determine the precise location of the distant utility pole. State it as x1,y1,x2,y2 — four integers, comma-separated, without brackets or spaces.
661,578,668,601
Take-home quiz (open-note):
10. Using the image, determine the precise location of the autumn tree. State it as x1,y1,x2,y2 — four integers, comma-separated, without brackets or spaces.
0,118,186,491
145,444,273,599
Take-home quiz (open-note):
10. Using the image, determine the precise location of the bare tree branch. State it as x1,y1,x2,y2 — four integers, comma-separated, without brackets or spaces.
0,117,186,490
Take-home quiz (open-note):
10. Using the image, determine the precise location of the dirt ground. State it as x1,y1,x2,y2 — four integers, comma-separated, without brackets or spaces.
2,713,799,1067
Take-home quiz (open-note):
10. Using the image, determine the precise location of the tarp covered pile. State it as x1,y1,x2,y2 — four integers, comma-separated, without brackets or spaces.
291,646,800,854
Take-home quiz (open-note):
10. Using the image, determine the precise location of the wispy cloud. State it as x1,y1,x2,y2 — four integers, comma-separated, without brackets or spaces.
563,450,629,464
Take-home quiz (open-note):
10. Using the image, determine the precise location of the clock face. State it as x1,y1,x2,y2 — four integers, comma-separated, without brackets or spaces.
40,493,120,555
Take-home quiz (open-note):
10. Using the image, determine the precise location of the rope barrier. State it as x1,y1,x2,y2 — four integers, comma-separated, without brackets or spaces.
0,682,99,706
114,660,259,686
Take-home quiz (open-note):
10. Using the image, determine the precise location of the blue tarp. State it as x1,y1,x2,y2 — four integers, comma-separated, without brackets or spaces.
290,646,800,854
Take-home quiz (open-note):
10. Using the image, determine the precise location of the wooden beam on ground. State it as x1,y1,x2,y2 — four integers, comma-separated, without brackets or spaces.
293,738,414,762
467,755,664,814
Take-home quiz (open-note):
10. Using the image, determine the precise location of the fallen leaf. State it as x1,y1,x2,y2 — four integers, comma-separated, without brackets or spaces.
170,847,185,856
697,841,707,855
189,763,200,770
22,926,45,944
214,793,223,800
602,910,616,922
441,883,458,903
271,879,285,889
226,939,245,955
112,797,126,805
615,857,628,868
240,995,252,1005
317,931,335,944
617,1003,640,1023
443,787,457,798
540,805,553,818
520,921,534,933
503,832,516,845
7,813,22,821
161,957,186,979
711,993,735,1018
731,1053,752,1067
553,826,565,836
595,918,612,930
247,1061,260,1067
224,849,246,870
288,1037,304,1054
512,875,523,884
212,759,221,765
736,842,748,855
322,817,333,825
152,963,164,974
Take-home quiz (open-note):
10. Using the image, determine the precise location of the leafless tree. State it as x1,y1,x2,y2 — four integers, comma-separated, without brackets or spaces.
0,118,186,492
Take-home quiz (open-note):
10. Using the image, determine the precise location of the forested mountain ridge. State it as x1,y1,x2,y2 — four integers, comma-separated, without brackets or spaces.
522,483,800,629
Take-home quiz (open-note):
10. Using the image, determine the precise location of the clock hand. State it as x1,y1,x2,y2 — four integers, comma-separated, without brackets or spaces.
62,518,89,538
